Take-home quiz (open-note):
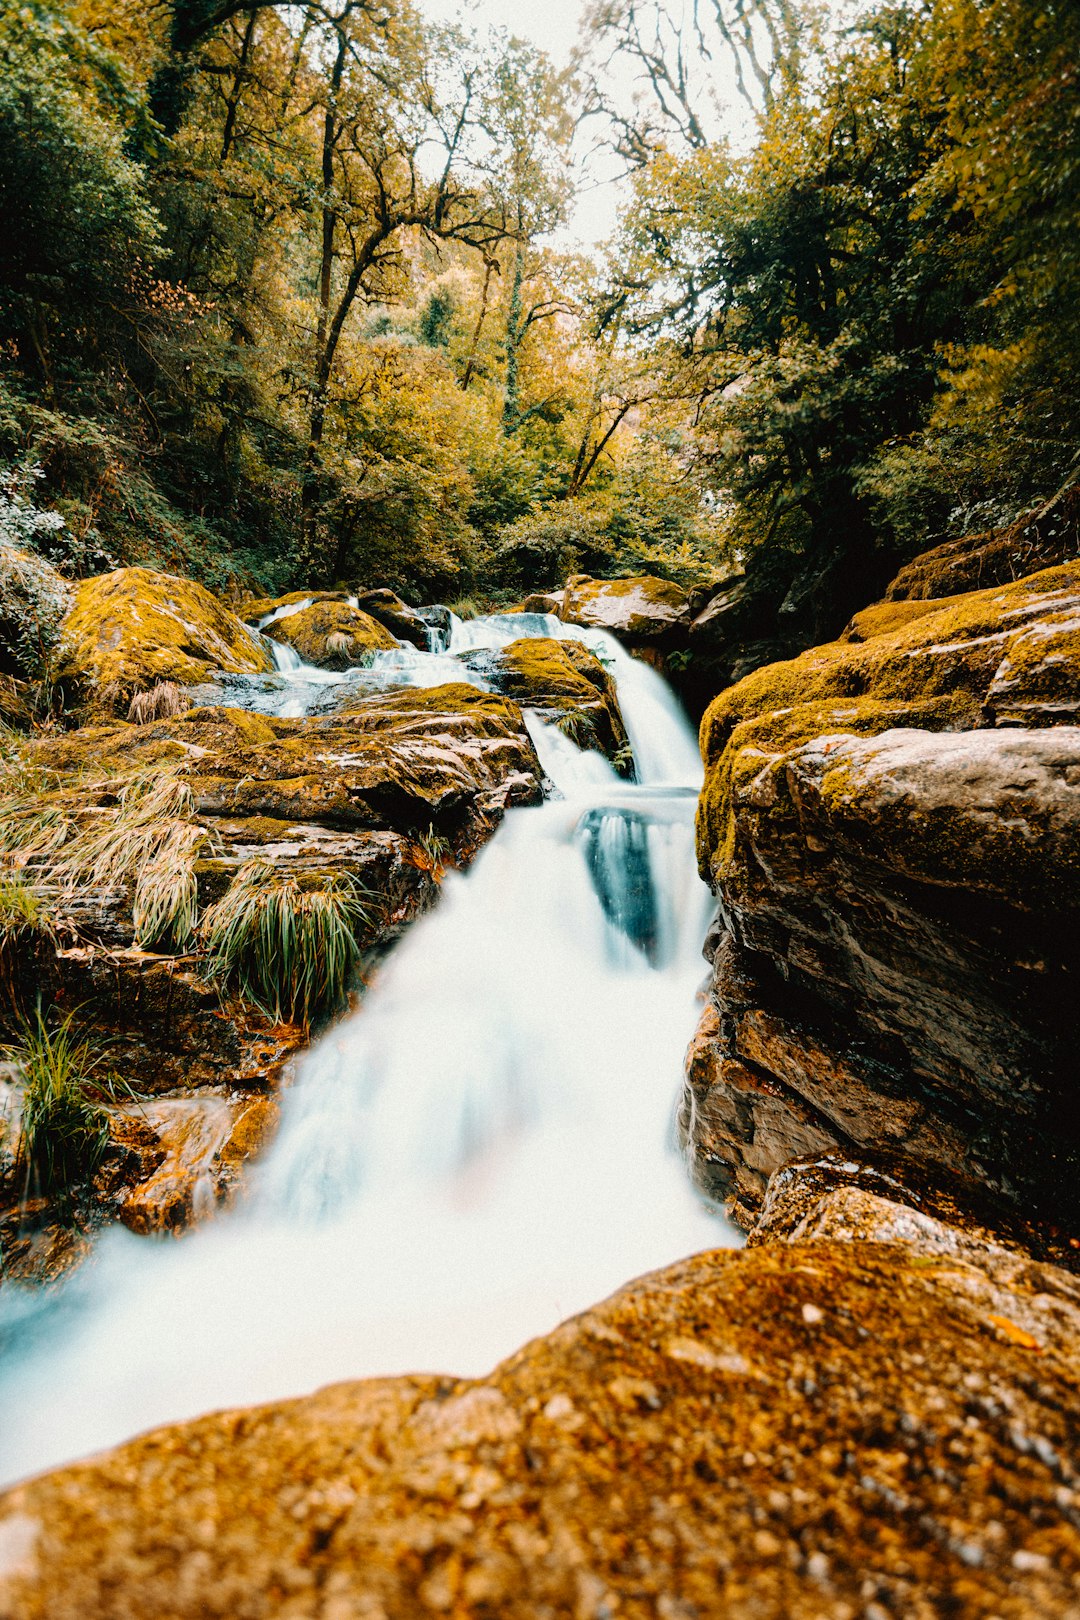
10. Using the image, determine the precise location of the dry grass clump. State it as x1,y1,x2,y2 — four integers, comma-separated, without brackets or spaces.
200,861,374,1026
127,681,188,725
0,757,210,951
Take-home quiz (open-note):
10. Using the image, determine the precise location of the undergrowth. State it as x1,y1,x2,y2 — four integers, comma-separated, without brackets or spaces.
200,861,375,1026
8,1006,110,1194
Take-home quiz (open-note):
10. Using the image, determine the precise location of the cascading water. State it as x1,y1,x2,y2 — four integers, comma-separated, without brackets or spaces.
0,615,737,1488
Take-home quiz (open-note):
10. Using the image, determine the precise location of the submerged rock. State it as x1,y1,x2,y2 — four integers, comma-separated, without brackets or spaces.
55,567,272,708
689,559,1080,1230
2,1201,1079,1617
263,600,398,668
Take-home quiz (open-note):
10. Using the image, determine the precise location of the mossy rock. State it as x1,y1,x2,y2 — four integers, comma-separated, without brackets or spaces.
351,589,429,650
885,488,1080,602
236,591,347,625
263,601,398,668
56,568,273,708
697,560,1080,883
560,574,692,645
463,636,630,765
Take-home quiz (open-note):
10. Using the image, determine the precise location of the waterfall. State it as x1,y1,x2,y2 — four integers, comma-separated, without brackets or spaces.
0,617,736,1487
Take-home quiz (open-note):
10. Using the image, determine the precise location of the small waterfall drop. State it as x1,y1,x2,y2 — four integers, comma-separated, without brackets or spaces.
0,615,736,1487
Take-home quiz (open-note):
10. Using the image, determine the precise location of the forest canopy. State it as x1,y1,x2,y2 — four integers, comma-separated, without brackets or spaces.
0,0,1076,619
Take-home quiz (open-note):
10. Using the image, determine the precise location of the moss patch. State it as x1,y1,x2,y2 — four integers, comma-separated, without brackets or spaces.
264,601,398,668
697,560,1080,881
57,567,272,707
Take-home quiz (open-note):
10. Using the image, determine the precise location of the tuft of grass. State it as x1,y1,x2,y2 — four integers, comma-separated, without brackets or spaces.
416,823,453,873
9,1007,110,1195
554,709,598,750
0,877,53,1006
127,681,188,725
132,822,205,950
200,861,375,1027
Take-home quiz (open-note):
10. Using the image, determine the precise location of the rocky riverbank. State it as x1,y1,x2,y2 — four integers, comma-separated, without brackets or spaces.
0,566,637,1268
2,514,1080,1615
1,1156,1078,1619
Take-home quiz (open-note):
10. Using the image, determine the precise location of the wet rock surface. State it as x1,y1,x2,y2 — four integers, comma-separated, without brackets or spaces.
688,558,1080,1231
2,1196,1080,1619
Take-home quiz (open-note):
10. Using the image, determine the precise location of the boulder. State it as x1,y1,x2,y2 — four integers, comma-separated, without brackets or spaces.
236,591,346,624
55,568,272,705
263,601,398,668
560,573,692,646
3,1199,1080,1618
352,588,430,649
461,636,631,768
689,559,1080,1230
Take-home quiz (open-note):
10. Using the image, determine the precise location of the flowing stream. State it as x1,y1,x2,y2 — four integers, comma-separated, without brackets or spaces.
0,614,737,1487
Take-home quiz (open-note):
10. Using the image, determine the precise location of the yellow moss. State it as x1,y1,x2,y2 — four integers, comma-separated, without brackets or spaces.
181,707,280,747
57,567,273,701
264,601,397,667
236,591,346,624
696,560,1080,882
840,598,964,643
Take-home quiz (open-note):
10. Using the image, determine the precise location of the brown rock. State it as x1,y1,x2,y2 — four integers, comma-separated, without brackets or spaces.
691,559,1080,1233
2,1235,1080,1618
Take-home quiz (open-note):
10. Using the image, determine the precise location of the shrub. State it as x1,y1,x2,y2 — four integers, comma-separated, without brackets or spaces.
200,861,374,1026
10,1006,110,1194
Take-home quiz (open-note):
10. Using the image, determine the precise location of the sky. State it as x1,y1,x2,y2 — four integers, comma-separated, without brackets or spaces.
420,0,629,251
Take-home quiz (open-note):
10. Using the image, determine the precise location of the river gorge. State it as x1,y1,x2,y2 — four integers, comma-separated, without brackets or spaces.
1,539,1080,1617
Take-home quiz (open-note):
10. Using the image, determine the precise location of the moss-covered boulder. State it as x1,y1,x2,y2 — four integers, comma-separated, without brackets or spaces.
4,1202,1080,1619
236,590,347,624
55,567,272,707
352,587,430,649
462,636,631,767
263,600,398,668
690,559,1080,1232
560,573,692,646
885,485,1080,602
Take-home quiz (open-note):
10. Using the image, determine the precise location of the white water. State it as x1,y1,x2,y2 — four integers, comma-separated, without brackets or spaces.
0,617,735,1487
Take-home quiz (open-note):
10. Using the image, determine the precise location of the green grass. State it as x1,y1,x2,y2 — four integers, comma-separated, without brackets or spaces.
200,861,375,1027
8,1007,110,1194
0,876,54,1009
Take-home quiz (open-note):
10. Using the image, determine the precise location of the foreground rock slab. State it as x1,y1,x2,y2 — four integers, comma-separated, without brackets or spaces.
2,1232,1079,1620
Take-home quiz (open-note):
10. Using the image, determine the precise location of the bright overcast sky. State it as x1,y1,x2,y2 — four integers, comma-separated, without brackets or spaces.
420,0,627,252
